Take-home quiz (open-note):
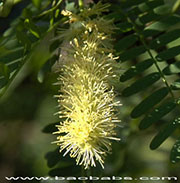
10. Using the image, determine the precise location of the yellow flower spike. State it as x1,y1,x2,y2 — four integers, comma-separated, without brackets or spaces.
53,3,121,169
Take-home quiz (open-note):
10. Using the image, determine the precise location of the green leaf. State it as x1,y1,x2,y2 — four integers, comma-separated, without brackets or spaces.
0,47,24,64
0,78,8,89
0,32,52,100
129,7,141,17
170,139,180,163
45,148,61,168
30,37,51,71
36,56,57,83
119,46,146,62
171,79,180,90
122,72,161,97
16,31,31,50
154,5,171,15
115,34,138,52
149,29,180,49
138,0,164,12
120,59,153,82
24,19,41,38
45,148,73,168
139,100,176,130
163,61,180,75
136,12,161,26
0,0,14,17
0,63,10,79
8,61,21,73
116,22,133,33
142,29,161,37
145,15,180,31
131,87,169,118
32,0,41,9
105,12,123,22
0,37,20,50
156,46,180,61
0,47,24,80
37,70,44,83
150,117,180,150
172,0,180,12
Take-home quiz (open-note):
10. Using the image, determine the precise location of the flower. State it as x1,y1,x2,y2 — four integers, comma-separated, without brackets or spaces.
53,3,121,169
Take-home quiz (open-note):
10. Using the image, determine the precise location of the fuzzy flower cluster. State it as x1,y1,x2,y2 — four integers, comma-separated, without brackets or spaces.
53,3,121,169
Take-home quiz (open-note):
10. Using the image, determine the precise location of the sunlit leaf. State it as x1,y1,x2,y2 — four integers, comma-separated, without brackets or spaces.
145,15,180,31
171,79,180,90
163,61,180,75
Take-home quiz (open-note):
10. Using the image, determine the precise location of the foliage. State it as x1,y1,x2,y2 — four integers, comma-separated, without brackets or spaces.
108,0,180,163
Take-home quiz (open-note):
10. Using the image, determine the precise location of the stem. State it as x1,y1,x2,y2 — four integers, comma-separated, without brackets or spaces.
140,36,175,98
81,166,87,183
36,0,63,18
125,16,175,99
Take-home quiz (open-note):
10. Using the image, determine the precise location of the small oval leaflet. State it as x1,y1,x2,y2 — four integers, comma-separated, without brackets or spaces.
156,46,180,62
163,61,180,75
119,46,146,62
171,79,180,90
150,117,180,150
122,72,161,97
170,139,180,163
120,59,153,82
115,34,138,52
131,87,169,118
139,100,176,130
149,29,180,49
